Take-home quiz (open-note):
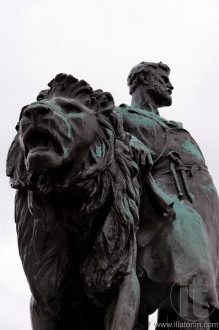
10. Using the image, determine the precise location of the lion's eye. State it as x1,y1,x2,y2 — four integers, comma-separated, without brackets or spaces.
162,76,169,83
62,103,81,113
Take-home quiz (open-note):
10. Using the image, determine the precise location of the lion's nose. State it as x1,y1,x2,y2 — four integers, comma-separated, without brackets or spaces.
23,105,51,120
168,83,174,90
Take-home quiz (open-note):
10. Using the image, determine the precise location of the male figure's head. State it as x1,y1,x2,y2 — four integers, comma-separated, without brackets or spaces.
127,62,174,111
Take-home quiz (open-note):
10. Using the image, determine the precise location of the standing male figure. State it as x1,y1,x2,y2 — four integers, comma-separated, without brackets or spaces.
116,62,219,328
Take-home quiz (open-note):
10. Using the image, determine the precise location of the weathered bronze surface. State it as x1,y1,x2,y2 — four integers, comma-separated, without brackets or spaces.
7,74,140,329
7,65,219,329
116,62,219,327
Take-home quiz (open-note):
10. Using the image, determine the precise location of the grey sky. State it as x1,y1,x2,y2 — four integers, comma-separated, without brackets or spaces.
1,0,219,328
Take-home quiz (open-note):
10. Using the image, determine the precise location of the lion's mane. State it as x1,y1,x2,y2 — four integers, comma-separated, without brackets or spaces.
7,74,140,310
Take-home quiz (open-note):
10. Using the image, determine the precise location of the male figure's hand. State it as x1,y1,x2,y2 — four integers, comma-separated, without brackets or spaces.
129,135,153,173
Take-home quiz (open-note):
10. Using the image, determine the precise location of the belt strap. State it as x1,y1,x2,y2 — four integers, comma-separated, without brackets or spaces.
152,151,208,203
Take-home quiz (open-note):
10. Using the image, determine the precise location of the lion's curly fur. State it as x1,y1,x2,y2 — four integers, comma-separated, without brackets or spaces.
7,74,140,318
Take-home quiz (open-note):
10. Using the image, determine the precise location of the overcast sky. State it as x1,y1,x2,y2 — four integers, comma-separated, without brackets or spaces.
1,0,219,329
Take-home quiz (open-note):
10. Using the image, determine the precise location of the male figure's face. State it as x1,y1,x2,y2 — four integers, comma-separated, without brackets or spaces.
142,67,174,108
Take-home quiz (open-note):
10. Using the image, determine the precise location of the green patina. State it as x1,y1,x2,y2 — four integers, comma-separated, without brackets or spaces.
116,106,158,128
91,144,105,161
170,198,211,273
56,112,71,138
130,99,139,110
201,184,216,196
121,196,134,224
152,181,211,277
63,146,69,159
125,112,158,129
148,103,156,114
154,180,175,206
67,113,86,119
182,139,204,161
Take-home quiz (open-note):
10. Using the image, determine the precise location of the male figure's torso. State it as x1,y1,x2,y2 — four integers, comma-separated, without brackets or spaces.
116,104,219,313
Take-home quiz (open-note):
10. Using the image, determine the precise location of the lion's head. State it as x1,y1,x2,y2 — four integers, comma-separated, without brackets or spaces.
7,74,140,308
20,97,99,174
7,74,119,194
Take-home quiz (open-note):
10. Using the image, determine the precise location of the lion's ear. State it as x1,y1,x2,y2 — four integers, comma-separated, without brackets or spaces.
100,92,115,115
91,91,115,115
6,133,28,189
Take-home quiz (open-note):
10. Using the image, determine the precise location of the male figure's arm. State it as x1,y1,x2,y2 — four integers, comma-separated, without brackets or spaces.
115,104,175,219
115,105,153,172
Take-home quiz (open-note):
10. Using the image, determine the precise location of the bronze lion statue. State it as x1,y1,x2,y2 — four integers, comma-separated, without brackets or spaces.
7,74,141,330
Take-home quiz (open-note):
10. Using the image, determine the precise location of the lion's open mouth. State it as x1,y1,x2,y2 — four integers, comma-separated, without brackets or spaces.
24,131,62,156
